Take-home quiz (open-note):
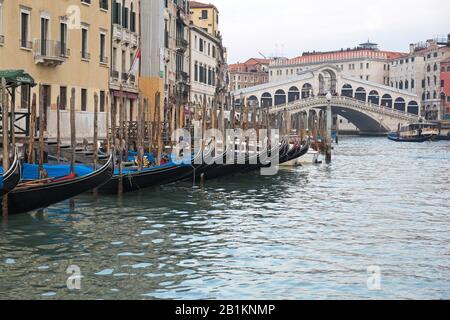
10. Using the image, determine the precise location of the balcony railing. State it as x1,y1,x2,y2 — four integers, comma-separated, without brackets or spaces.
81,51,91,60
176,38,188,52
121,72,129,81
20,39,33,50
177,71,189,83
129,74,136,84
34,39,66,66
111,70,119,79
0,35,4,45
112,24,123,42
131,33,139,48
100,55,109,64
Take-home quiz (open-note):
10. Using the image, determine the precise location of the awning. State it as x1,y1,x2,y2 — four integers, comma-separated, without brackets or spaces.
0,70,36,88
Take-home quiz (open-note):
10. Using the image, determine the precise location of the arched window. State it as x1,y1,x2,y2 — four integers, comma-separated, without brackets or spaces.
368,90,380,105
341,84,353,97
405,80,409,89
407,101,419,115
434,63,438,71
411,79,415,89
261,92,273,107
301,83,313,98
248,95,259,107
394,97,406,112
422,92,426,101
427,65,431,72
434,75,437,85
355,87,366,101
426,92,430,100
274,89,286,106
399,81,403,90
288,86,300,102
433,91,437,99
381,94,393,108
427,77,430,86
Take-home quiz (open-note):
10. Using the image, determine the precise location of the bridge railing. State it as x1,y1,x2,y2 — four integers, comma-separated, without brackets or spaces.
268,96,418,121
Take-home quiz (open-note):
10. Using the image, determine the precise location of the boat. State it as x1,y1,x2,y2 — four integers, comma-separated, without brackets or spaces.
431,120,450,141
98,149,203,194
387,123,438,142
298,149,320,165
279,137,311,166
0,148,21,196
6,154,114,215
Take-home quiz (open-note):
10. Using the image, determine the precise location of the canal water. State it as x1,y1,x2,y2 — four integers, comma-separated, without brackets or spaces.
0,137,449,300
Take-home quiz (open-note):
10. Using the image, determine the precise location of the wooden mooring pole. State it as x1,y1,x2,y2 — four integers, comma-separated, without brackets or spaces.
38,85,45,179
2,78,9,217
70,88,76,175
56,96,61,163
28,94,37,164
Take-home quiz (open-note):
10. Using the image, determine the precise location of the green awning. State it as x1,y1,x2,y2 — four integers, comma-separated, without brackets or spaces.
0,70,36,88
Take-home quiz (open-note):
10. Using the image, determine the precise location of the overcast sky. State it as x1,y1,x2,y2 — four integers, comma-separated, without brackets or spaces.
209,0,450,63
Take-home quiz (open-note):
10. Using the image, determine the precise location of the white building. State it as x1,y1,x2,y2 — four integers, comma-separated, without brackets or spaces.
189,24,221,107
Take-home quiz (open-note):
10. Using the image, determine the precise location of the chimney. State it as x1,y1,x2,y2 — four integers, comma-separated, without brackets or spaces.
409,43,415,53
448,33,450,44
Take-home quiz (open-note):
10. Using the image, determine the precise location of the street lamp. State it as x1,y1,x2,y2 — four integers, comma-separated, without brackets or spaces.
325,92,332,163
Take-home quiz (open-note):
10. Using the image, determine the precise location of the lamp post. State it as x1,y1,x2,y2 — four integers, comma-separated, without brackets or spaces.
325,92,332,163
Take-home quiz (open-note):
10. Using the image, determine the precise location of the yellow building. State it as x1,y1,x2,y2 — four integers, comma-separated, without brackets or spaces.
0,0,111,140
189,1,220,38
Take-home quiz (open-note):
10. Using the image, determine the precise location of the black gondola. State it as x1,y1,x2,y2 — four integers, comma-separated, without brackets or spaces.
98,149,203,194
1,148,21,196
6,154,114,215
279,137,311,165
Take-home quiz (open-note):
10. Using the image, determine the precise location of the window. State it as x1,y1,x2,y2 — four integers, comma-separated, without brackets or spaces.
442,80,445,88
100,91,105,112
199,39,203,52
366,63,369,69
194,62,198,81
60,22,68,56
212,45,216,58
121,49,126,73
201,10,208,19
112,47,118,72
113,1,121,24
81,89,87,111
81,27,89,59
20,85,29,109
60,86,67,110
20,9,30,48
130,4,136,32
122,3,129,29
100,33,106,63
411,79,415,89
99,0,109,10
40,15,50,55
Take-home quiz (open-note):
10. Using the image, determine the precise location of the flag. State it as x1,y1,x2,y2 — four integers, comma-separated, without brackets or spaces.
128,48,141,77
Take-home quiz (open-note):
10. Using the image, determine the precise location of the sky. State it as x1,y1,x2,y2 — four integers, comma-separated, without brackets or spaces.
209,0,450,63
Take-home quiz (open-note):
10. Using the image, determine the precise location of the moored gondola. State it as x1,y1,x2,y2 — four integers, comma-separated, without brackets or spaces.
6,154,114,215
1,148,21,196
98,149,203,194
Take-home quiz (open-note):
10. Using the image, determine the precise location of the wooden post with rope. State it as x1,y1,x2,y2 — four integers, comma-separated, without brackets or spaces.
1,78,9,217
28,93,37,164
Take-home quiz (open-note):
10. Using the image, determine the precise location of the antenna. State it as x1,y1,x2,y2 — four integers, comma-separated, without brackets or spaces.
258,52,267,59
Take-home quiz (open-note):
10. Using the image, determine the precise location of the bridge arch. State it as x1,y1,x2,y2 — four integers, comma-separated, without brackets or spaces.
261,92,273,107
341,84,353,97
275,89,287,106
394,97,406,112
355,87,367,102
248,95,259,107
318,69,337,95
408,101,419,115
381,94,393,108
368,90,380,105
288,86,300,102
302,83,313,98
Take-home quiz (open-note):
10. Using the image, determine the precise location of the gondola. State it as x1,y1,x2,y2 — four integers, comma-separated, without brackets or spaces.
387,133,434,143
6,154,114,215
98,149,203,194
0,148,21,197
279,137,311,165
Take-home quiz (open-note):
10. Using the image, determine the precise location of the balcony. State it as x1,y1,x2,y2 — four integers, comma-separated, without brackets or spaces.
100,55,109,65
0,35,4,45
176,38,188,52
122,28,131,45
112,24,123,42
111,70,119,80
129,74,136,84
177,71,189,84
121,72,129,82
131,33,139,48
33,39,67,66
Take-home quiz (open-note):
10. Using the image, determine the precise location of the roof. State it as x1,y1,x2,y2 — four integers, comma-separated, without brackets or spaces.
245,58,271,65
0,70,36,88
441,57,450,64
189,1,218,11
271,49,406,67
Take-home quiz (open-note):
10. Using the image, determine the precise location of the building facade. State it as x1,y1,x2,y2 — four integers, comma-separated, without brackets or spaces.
0,0,111,140
110,0,140,122
228,58,270,91
269,42,403,87
163,0,191,103
189,1,219,38
440,58,450,118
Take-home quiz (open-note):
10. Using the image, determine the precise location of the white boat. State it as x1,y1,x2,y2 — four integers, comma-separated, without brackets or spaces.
280,149,320,166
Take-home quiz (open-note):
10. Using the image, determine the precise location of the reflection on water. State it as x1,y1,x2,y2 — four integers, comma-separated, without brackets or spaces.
1,137,449,299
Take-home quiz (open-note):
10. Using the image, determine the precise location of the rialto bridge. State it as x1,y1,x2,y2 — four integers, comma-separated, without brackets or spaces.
231,65,420,134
